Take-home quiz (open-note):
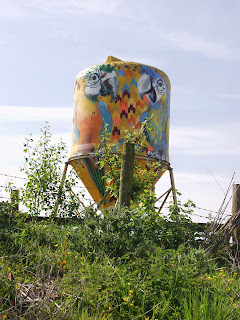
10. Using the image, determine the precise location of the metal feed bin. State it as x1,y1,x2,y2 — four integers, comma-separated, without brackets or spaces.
68,56,172,207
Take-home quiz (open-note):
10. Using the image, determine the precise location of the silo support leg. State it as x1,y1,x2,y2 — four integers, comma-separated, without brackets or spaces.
158,188,172,213
169,167,177,206
97,190,110,209
53,162,69,217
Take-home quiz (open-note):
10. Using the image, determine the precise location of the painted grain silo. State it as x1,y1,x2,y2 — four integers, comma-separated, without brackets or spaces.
68,56,171,207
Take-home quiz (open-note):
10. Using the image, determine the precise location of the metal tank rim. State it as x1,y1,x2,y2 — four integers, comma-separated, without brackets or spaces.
68,154,170,168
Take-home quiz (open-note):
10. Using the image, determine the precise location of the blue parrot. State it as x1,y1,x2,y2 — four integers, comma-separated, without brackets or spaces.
84,65,119,137
97,100,113,136
72,100,80,145
137,65,170,160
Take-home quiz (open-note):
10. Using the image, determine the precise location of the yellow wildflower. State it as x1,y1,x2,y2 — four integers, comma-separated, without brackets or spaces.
123,297,129,302
2,315,7,319
176,252,179,255
54,244,58,247
129,289,133,294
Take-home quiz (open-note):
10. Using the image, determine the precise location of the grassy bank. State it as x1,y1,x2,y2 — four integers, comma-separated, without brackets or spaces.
0,207,239,320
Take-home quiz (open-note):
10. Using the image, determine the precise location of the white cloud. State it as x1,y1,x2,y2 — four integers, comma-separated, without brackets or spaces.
25,0,123,15
172,84,193,96
0,106,72,123
160,31,235,60
218,93,240,100
0,0,24,18
171,124,240,156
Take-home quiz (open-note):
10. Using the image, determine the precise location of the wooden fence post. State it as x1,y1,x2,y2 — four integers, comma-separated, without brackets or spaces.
118,143,135,212
54,162,69,217
232,184,240,245
11,188,19,213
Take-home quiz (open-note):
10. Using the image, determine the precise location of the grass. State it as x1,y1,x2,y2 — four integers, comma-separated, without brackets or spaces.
0,208,240,319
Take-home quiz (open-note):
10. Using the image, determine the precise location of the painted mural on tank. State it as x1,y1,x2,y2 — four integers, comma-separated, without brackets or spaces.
71,58,170,162
69,57,171,206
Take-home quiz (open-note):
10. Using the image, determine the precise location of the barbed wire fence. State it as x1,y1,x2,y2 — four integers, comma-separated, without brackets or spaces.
0,172,234,225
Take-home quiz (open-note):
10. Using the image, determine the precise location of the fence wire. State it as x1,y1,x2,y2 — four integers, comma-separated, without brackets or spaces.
0,172,235,224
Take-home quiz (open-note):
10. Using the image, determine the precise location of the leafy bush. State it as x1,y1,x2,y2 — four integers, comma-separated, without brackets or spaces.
19,122,81,217
71,198,198,259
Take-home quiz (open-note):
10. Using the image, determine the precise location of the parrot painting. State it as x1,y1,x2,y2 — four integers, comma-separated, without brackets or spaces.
74,65,119,154
84,66,119,137
137,65,170,160
72,65,119,198
70,57,171,206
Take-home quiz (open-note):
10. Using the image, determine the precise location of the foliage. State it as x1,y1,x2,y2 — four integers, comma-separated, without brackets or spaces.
0,206,240,319
73,198,198,258
19,122,81,217
95,115,162,209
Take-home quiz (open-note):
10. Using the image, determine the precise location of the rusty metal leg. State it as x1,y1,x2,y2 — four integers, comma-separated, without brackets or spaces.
169,167,177,206
97,190,110,209
158,188,172,213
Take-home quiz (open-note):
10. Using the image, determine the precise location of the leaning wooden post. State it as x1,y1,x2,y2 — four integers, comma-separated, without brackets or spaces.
169,167,177,206
232,184,240,245
118,143,135,212
53,162,69,217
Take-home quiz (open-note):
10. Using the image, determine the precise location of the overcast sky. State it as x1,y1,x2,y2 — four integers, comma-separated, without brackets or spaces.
0,0,239,221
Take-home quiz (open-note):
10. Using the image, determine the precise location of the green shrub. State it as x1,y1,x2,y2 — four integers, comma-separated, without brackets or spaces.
0,209,240,319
